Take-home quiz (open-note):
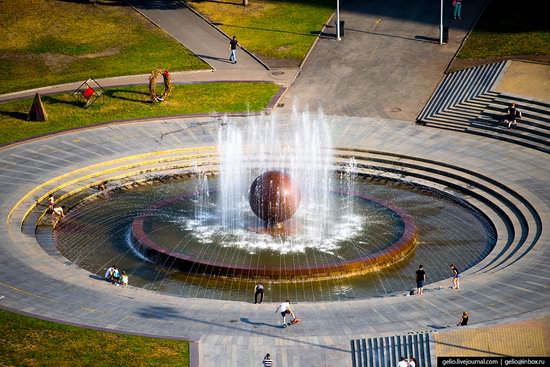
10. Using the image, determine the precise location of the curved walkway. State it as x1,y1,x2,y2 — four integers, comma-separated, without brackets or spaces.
1,0,549,366
0,115,549,366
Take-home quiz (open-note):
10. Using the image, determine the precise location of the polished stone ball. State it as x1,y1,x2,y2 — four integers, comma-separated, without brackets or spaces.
249,171,301,224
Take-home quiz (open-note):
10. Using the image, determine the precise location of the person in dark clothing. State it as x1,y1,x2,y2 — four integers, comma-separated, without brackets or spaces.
229,36,239,64
504,103,522,129
262,353,273,367
450,263,460,289
415,265,426,295
457,311,469,326
254,283,264,304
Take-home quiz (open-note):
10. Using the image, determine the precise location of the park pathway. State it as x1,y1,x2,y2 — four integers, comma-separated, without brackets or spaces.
126,0,267,71
281,0,488,120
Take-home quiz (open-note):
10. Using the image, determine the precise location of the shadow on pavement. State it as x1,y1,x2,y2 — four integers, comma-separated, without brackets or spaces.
135,305,182,320
240,317,280,329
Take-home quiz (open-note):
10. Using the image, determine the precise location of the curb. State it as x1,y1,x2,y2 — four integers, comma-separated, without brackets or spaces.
0,83,284,150
0,112,255,151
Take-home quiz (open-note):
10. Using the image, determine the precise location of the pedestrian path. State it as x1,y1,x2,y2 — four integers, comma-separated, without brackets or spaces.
280,0,490,120
0,69,298,103
0,115,549,367
126,0,267,71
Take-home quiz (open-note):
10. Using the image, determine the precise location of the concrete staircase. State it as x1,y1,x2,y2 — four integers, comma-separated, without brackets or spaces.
417,61,550,154
351,333,433,367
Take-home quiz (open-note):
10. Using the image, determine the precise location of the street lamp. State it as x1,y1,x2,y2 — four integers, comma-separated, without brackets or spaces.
440,0,443,44
336,0,341,41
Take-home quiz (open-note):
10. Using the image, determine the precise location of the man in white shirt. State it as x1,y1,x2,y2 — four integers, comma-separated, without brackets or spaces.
398,357,408,367
275,300,296,328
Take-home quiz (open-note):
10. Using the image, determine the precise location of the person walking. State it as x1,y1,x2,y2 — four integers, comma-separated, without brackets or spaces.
275,300,296,328
504,103,522,129
262,353,273,367
415,265,426,295
254,283,264,304
457,311,469,326
229,36,239,64
398,357,408,367
453,0,462,19
450,263,460,289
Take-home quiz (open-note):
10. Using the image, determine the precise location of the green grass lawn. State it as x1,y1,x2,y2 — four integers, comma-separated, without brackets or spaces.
457,0,550,60
0,309,189,367
187,0,334,67
0,0,208,95
0,82,279,145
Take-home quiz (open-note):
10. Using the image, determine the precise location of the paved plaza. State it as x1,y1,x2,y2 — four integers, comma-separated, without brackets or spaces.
0,0,549,366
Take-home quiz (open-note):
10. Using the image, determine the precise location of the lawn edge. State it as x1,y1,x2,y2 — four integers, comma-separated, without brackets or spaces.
0,304,195,342
0,85,285,150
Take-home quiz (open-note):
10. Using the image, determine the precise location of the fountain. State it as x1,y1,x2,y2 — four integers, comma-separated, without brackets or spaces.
53,110,497,301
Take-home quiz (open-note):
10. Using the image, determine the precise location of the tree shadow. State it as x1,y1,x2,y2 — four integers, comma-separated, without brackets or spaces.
135,305,181,320
126,0,186,11
212,22,318,37
0,111,28,120
106,89,152,104
42,95,82,107
190,0,243,6
240,317,280,329
57,0,126,5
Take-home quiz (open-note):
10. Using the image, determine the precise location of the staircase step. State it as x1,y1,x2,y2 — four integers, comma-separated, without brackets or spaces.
465,126,550,153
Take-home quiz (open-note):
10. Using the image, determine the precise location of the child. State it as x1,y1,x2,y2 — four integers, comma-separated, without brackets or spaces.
120,271,129,286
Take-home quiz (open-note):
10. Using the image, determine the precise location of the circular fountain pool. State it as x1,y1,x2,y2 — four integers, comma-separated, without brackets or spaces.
54,175,495,302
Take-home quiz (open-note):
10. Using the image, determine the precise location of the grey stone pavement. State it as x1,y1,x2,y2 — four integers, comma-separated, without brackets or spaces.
281,0,487,120
0,116,549,366
0,69,298,103
1,0,549,366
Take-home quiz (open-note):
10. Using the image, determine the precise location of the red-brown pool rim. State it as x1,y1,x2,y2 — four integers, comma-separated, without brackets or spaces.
131,192,417,281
